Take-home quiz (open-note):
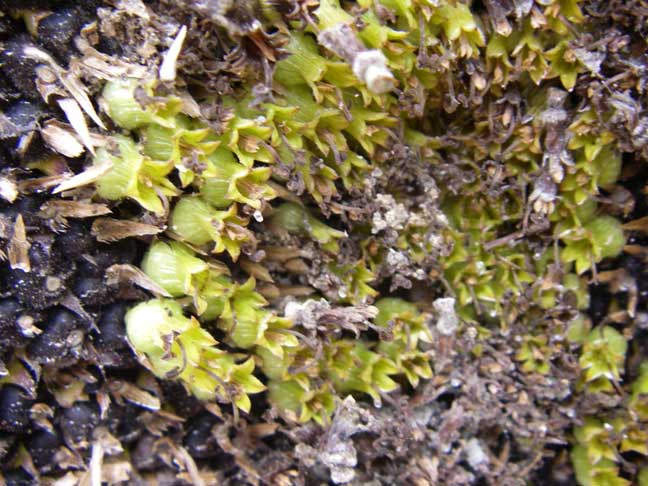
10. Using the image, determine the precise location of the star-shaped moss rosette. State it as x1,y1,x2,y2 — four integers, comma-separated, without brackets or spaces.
254,295,433,423
102,78,184,130
170,196,255,262
271,201,345,253
141,240,211,299
142,241,298,355
93,135,179,216
578,325,628,392
125,299,264,412
515,335,552,375
374,298,433,387
263,338,401,422
328,261,379,305
100,79,277,213
268,379,337,425
571,417,628,486
328,341,400,407
215,277,299,356
571,409,648,486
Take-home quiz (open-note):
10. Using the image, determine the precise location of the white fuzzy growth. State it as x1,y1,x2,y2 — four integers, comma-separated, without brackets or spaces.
352,50,395,94
434,297,459,336
464,438,489,469
284,299,330,329
0,177,17,203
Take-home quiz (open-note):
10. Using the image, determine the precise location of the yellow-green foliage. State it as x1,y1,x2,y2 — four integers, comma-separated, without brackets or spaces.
571,384,648,486
96,3,638,481
125,299,265,412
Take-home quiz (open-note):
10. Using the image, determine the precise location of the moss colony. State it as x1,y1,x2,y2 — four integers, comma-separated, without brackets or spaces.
0,0,648,484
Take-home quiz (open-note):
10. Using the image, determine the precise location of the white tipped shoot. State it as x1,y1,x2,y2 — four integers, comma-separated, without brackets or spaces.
160,25,188,82
352,50,395,94
318,23,395,94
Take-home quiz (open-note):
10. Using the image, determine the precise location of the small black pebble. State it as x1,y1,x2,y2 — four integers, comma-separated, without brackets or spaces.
104,403,142,444
58,401,99,446
0,385,33,433
37,9,83,61
92,239,138,269
74,276,115,307
54,222,94,260
97,302,129,349
25,429,60,471
2,468,38,486
0,36,42,100
183,412,221,459
0,100,43,139
28,309,81,363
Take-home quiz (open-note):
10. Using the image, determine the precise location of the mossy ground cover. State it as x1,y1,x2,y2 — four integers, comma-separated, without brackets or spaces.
0,0,647,484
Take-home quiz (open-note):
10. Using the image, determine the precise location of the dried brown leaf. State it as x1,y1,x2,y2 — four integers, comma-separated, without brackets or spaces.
35,65,65,103
40,200,112,219
2,357,39,398
257,283,281,300
57,98,96,154
8,214,30,272
247,422,280,438
204,402,224,419
277,285,315,297
53,380,89,409
100,460,132,484
48,471,79,486
73,38,148,80
40,120,85,157
108,379,161,411
91,218,163,242
30,403,55,433
11,443,39,481
52,157,113,194
96,390,111,420
18,174,70,193
177,445,206,486
54,445,85,470
22,46,106,129
139,409,184,436
284,258,310,274
623,244,648,262
623,216,648,233
92,427,123,457
105,263,172,297
263,246,312,262
240,258,274,282
60,293,96,330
